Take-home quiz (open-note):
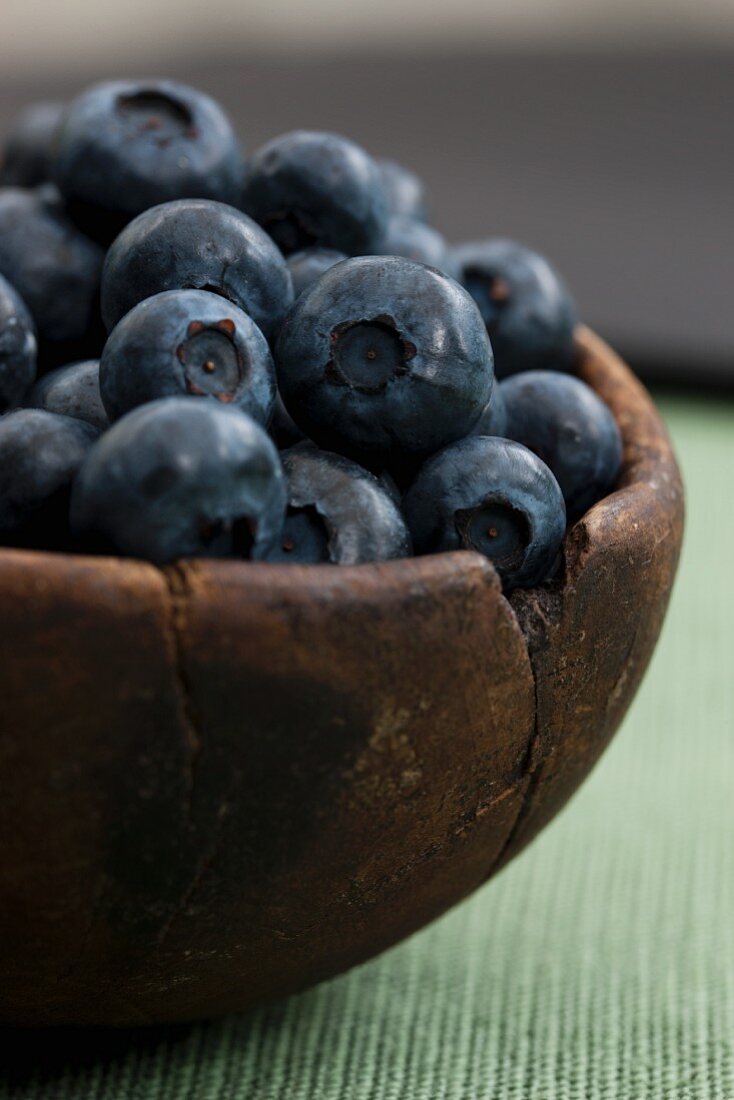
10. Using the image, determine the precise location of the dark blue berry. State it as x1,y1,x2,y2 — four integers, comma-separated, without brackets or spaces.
500,370,622,522
0,102,64,188
53,80,244,243
241,131,387,255
286,248,347,299
275,256,492,469
0,187,103,351
99,290,276,426
403,435,566,591
0,409,98,548
34,182,66,211
268,443,411,564
26,360,108,431
378,159,428,222
472,384,507,438
375,216,450,272
269,390,307,450
376,469,402,506
71,398,286,564
453,239,577,378
101,199,293,342
0,274,37,412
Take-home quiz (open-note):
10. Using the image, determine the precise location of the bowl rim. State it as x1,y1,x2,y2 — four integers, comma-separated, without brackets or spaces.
0,325,683,595
0,324,686,1028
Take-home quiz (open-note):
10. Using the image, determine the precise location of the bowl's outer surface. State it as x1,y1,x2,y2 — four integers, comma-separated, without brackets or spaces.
0,328,683,1026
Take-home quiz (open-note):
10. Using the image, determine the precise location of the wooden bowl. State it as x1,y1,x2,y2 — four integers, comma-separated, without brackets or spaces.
0,327,683,1027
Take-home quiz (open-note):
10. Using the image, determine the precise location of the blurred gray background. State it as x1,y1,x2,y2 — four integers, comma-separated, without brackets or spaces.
2,0,732,385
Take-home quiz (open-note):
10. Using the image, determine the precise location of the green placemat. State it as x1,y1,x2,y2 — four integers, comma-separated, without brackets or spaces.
4,396,733,1100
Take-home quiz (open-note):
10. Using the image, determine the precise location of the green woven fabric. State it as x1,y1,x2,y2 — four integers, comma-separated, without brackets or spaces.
4,395,734,1100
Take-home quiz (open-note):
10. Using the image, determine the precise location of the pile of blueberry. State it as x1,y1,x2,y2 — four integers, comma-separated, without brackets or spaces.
0,80,623,591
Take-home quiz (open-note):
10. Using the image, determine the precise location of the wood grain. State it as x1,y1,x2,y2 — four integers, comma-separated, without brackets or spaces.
0,329,683,1025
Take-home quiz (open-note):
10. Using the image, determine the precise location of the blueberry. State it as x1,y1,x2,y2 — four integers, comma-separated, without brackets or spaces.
101,199,293,342
286,248,347,299
376,469,402,506
71,399,286,564
375,216,450,272
0,102,64,188
269,390,307,450
241,131,387,255
500,370,622,522
268,444,411,564
378,159,428,222
0,274,37,412
453,239,577,378
34,182,66,211
403,436,566,591
0,409,98,548
275,256,493,469
472,384,507,438
52,80,244,243
100,289,276,426
26,360,108,431
0,187,103,352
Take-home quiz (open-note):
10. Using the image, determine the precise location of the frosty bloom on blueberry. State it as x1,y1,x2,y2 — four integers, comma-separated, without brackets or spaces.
275,256,493,471
0,273,37,412
499,371,622,523
269,444,412,565
286,248,348,300
453,239,577,378
99,289,276,426
71,399,286,564
53,80,245,243
404,436,566,591
0,187,104,355
378,159,428,222
0,409,99,549
0,78,628,590
471,383,508,440
241,131,388,255
374,217,452,274
26,360,108,432
101,199,293,342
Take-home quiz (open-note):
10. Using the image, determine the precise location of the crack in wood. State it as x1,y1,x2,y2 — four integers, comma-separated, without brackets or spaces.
484,575,565,880
154,799,232,952
159,562,203,828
